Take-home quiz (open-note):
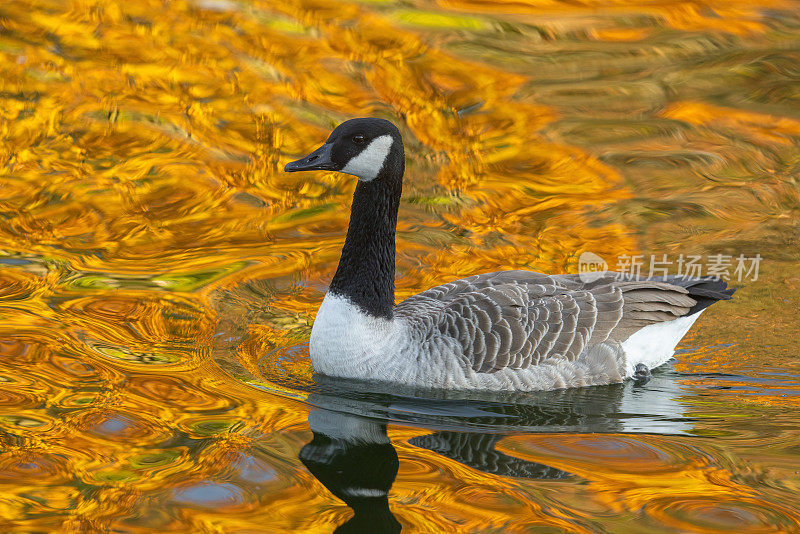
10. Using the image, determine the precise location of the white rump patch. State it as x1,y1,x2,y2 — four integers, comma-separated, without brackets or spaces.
621,310,703,377
342,134,393,181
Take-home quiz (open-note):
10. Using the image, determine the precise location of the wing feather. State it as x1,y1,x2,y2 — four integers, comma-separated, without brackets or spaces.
394,270,717,374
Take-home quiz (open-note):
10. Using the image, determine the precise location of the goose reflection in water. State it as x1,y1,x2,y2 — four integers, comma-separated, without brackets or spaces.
300,367,692,532
300,408,574,533
300,409,401,534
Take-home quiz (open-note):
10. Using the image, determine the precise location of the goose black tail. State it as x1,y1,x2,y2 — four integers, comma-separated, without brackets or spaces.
662,276,737,315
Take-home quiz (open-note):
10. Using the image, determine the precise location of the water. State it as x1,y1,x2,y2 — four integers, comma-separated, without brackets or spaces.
1,0,799,531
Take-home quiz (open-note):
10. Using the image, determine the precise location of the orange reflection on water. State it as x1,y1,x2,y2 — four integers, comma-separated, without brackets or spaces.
1,0,800,531
498,433,800,532
436,0,792,35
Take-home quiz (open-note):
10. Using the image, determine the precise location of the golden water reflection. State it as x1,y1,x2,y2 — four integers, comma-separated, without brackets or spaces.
1,0,800,531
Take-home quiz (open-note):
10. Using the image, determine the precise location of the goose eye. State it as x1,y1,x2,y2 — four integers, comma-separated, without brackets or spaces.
352,134,366,145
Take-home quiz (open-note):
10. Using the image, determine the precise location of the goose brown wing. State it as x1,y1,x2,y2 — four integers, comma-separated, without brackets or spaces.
549,273,708,341
397,274,621,374
394,270,734,374
397,270,556,305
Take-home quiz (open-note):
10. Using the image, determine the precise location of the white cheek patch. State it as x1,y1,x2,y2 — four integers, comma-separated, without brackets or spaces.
341,135,393,182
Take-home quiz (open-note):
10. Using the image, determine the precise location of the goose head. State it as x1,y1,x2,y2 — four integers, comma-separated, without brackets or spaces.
284,118,403,183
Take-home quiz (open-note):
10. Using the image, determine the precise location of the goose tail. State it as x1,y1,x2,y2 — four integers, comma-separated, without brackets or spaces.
660,276,736,315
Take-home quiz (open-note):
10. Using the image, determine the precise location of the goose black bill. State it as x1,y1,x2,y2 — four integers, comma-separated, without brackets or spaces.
284,143,336,172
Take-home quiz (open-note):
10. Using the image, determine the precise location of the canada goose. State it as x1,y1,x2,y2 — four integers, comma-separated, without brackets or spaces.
284,118,734,391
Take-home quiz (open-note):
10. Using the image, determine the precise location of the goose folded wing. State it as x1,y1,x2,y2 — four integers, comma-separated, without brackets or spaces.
398,270,557,306
431,284,612,373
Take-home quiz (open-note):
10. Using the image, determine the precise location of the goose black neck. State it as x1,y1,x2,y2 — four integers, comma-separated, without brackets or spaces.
329,143,403,320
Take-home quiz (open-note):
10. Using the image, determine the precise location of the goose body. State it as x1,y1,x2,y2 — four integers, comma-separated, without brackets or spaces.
285,118,734,392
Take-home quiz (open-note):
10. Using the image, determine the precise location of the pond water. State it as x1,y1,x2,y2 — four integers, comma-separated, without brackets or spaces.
1,0,799,531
